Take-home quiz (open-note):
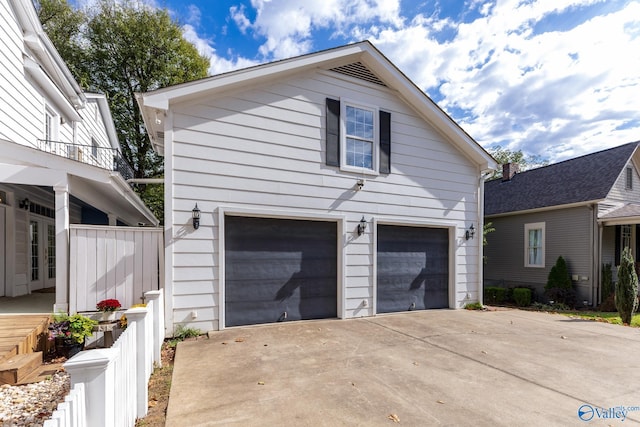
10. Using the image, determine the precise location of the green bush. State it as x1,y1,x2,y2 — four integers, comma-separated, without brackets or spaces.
616,247,639,324
513,288,532,307
484,287,507,305
545,256,576,307
464,302,483,310
602,263,613,298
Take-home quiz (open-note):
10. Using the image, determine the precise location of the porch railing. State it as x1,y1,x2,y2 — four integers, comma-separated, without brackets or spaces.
36,139,134,181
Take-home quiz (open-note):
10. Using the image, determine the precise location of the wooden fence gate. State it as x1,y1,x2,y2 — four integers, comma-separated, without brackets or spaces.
69,225,163,313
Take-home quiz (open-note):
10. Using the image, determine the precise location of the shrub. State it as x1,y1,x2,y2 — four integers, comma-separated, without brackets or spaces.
464,302,483,310
484,287,507,305
616,247,639,324
602,263,613,298
513,288,532,307
545,256,576,307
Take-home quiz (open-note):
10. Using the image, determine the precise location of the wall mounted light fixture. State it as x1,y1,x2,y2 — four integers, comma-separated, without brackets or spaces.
357,216,367,236
19,198,30,210
465,224,475,240
356,178,365,191
192,203,201,230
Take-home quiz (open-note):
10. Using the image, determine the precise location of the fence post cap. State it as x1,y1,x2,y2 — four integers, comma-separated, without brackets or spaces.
64,348,118,371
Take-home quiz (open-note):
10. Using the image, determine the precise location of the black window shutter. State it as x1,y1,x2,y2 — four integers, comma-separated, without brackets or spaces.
379,110,391,174
615,225,621,265
326,98,340,167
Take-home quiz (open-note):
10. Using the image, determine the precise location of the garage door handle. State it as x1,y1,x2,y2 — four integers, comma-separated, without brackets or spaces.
277,311,288,322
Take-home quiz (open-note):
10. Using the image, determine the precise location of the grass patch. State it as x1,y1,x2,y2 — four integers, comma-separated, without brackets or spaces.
560,311,640,327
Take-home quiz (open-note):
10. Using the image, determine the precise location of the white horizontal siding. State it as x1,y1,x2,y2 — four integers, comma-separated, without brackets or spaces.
607,159,640,203
168,67,481,330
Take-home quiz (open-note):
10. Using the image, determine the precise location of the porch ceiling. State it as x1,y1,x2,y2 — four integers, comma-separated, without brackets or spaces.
0,139,157,226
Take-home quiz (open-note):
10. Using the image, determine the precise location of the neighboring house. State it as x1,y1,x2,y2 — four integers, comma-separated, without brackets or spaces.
484,141,640,306
137,41,496,332
0,0,158,311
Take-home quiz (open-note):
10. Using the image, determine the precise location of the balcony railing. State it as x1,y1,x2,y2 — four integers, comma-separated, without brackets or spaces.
37,139,134,181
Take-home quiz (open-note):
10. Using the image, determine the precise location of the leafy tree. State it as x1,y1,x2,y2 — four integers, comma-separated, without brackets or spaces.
482,221,495,264
83,0,210,179
487,146,549,179
35,0,89,86
615,247,638,324
37,0,210,223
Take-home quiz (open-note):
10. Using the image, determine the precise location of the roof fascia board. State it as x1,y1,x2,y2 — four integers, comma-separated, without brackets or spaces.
140,44,368,110
24,57,82,122
11,0,85,108
485,200,602,218
357,49,496,170
86,93,120,150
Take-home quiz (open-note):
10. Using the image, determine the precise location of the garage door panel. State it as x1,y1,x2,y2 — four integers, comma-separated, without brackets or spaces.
225,216,337,327
377,225,449,313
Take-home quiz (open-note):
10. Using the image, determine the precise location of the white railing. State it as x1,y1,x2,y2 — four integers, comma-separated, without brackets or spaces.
43,290,164,427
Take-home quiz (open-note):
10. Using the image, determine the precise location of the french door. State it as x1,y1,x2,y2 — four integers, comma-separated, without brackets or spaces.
29,218,55,291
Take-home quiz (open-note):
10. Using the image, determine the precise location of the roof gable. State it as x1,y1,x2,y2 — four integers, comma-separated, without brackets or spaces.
137,41,496,171
485,141,640,216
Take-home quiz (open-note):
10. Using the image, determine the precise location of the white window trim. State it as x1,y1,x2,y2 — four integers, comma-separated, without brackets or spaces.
524,222,545,268
44,106,59,142
339,98,379,175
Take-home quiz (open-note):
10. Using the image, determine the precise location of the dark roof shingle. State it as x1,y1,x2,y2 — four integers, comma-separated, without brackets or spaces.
484,141,639,216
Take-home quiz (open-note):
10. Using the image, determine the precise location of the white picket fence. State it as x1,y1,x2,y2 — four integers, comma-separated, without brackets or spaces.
69,225,164,313
43,289,165,427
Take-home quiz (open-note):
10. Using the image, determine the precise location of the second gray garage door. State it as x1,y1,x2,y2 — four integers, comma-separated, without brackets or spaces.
225,216,337,327
377,224,449,313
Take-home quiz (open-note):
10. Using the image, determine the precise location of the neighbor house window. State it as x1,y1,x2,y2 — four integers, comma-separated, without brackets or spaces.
626,167,633,190
341,101,378,172
524,222,545,267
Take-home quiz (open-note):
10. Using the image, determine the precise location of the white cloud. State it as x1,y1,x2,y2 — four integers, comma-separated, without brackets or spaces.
181,24,259,75
233,0,404,59
372,0,640,161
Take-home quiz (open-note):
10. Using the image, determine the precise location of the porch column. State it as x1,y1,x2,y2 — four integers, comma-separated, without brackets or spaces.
54,183,70,313
107,213,117,226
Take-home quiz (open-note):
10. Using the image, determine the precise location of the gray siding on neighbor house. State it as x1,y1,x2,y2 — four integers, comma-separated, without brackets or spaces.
484,205,595,302
607,158,640,203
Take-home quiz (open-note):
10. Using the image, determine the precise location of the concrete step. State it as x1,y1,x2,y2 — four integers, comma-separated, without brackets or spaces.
0,351,43,385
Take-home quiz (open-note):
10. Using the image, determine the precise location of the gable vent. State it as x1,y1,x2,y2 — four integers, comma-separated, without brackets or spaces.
329,62,387,87
155,131,164,140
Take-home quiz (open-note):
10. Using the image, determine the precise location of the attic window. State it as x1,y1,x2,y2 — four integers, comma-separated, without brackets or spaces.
626,167,633,190
329,62,387,87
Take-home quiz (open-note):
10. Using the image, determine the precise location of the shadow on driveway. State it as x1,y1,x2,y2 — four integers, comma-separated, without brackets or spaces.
167,309,640,426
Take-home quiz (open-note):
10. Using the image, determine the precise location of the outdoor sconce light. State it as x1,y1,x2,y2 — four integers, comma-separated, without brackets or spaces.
192,203,201,230
465,224,475,240
19,198,30,210
356,178,365,191
357,216,367,236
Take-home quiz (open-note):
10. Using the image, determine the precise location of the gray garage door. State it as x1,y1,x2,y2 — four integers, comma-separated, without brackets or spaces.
225,216,337,327
377,225,449,313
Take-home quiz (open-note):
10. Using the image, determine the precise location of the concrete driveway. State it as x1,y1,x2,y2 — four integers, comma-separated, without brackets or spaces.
166,309,640,426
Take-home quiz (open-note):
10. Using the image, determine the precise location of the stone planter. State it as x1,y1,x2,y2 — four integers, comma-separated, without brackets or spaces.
99,311,117,323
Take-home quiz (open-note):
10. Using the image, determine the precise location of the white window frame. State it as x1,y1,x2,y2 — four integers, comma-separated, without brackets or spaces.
44,106,59,143
626,167,633,190
340,99,379,175
524,222,545,268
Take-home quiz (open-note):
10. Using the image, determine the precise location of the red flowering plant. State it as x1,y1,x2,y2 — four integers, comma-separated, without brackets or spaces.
96,299,122,312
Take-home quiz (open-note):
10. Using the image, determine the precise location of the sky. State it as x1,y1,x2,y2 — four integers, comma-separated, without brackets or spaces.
147,0,639,163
